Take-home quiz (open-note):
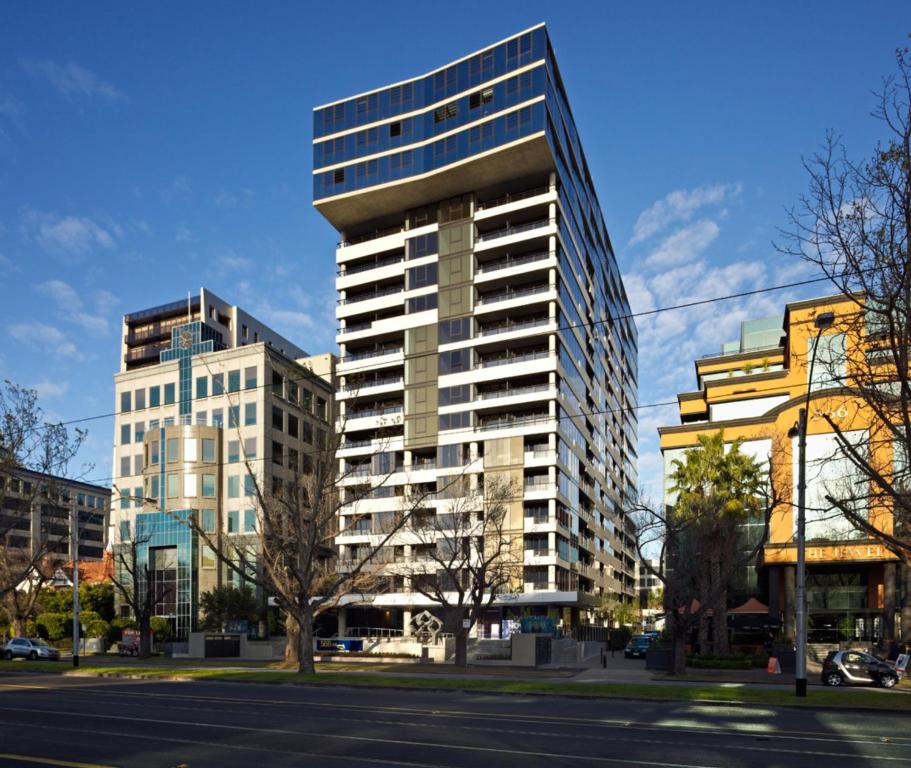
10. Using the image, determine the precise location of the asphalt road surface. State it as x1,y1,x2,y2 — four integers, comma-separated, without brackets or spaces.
0,674,907,768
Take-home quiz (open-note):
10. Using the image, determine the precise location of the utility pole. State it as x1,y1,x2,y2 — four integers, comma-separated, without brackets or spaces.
71,498,80,669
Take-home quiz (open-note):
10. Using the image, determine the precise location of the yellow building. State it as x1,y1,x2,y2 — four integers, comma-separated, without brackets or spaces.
659,294,908,645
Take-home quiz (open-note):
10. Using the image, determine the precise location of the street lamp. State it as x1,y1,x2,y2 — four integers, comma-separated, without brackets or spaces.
790,310,835,697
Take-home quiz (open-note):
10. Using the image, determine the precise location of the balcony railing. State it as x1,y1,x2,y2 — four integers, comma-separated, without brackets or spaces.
339,252,404,276
476,284,550,306
477,185,551,211
341,375,404,392
338,285,404,305
477,349,549,369
476,250,549,275
478,383,549,401
477,412,551,431
348,405,404,419
339,224,406,248
476,218,554,243
477,316,549,338
341,346,403,363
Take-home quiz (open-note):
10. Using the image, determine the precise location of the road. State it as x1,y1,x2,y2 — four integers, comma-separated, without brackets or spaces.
0,674,907,768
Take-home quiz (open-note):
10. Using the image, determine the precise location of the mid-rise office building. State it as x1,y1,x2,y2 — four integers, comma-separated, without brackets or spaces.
1,468,109,563
659,296,908,645
111,288,335,638
313,24,639,634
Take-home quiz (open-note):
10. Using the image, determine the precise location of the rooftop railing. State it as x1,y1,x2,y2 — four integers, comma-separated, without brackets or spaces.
477,185,551,211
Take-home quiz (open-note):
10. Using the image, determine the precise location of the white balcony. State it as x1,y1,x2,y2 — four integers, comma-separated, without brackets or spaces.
474,219,556,253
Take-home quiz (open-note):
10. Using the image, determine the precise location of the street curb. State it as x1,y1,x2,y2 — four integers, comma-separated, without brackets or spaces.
2,668,905,714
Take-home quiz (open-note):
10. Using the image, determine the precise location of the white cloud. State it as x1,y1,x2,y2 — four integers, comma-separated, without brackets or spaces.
215,188,255,209
37,279,116,335
630,183,741,245
161,176,192,204
32,379,69,400
24,210,118,255
9,321,79,358
643,219,720,269
19,58,123,101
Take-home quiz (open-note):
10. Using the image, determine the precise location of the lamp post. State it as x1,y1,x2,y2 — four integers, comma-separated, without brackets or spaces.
792,310,835,697
70,497,80,669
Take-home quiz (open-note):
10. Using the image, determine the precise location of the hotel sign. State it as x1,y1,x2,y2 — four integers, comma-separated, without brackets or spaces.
765,542,897,564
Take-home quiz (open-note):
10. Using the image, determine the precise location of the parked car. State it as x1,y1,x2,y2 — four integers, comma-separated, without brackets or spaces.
2,637,61,661
624,635,652,659
821,650,899,688
643,631,661,641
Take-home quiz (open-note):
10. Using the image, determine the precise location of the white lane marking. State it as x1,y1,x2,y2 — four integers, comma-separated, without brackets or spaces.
0,704,906,766
2,681,909,749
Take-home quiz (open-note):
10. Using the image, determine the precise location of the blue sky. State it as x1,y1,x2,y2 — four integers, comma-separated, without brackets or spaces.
0,2,905,495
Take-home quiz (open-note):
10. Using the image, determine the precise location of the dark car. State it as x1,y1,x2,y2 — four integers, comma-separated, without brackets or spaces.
624,635,652,659
2,637,61,661
821,650,898,688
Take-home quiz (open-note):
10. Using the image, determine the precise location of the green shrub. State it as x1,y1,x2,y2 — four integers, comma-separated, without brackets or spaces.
149,616,172,642
35,612,69,641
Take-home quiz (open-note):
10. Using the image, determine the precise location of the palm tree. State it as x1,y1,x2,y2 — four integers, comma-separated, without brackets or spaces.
669,431,765,656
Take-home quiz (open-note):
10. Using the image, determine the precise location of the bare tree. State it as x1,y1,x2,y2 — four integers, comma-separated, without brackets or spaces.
0,381,87,601
110,530,161,658
399,476,522,667
180,425,442,674
779,41,911,565
0,554,54,636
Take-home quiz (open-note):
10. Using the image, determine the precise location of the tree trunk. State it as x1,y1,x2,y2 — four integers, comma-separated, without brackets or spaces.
297,605,315,675
696,568,709,655
284,617,301,667
11,617,25,637
454,626,469,667
138,615,152,658
711,550,729,656
671,621,687,676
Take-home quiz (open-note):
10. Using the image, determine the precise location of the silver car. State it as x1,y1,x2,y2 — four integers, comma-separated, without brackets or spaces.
2,637,61,661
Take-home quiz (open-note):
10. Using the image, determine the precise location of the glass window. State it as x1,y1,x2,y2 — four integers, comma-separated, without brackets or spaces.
244,509,256,533
120,520,130,541
120,391,131,413
302,422,313,444
440,384,471,406
184,437,197,462
212,373,224,396
150,439,160,465
133,487,143,508
164,383,175,405
228,440,240,463
167,473,179,498
272,441,284,466
407,294,437,313
201,508,215,532
149,386,160,407
119,493,129,510
303,390,313,413
228,369,241,392
201,545,216,569
120,424,131,445
809,333,847,391
134,453,144,474
407,263,438,290
288,381,299,404
244,474,255,496
134,389,146,410
120,456,131,477
212,408,224,427
184,473,197,497
227,509,239,533
196,411,207,426
228,476,240,498
244,437,257,459
288,414,299,439
78,493,85,506
196,376,208,398
150,475,159,500
135,421,145,442
272,406,283,431
439,318,471,344
438,444,465,468
440,348,471,374
228,405,240,428
244,403,257,426
202,438,216,462
317,397,327,421
202,474,216,498
166,438,179,462
244,366,257,390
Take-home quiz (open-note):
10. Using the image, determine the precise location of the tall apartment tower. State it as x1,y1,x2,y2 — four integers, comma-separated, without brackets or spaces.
314,24,638,634
111,288,335,638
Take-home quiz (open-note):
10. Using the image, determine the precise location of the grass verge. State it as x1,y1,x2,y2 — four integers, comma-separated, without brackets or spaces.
2,661,909,711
